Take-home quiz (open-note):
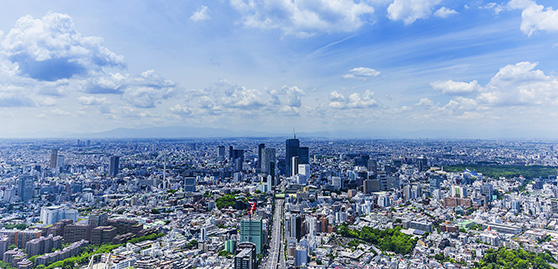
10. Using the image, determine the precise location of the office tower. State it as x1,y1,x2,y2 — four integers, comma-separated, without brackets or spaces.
109,156,119,177
87,140,91,146
286,137,300,177
57,155,65,171
50,149,58,169
233,149,244,172
17,175,34,202
261,148,276,174
299,147,309,164
429,176,442,194
184,176,196,192
229,146,234,160
417,156,428,172
218,145,226,161
239,218,263,254
291,156,299,176
257,143,265,172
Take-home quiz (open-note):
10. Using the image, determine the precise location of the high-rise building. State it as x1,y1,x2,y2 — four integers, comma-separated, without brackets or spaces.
257,143,265,172
56,155,65,171
109,156,119,177
299,147,309,164
218,146,226,161
291,156,299,176
417,156,428,172
50,149,58,169
239,218,263,254
285,137,300,177
429,176,442,194
261,148,276,175
17,175,34,202
184,177,196,193
233,149,244,172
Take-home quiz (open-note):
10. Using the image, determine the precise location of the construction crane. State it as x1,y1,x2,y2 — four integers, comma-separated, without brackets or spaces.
236,194,256,219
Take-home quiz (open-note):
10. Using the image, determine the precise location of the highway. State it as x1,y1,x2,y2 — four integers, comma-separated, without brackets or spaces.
265,198,285,269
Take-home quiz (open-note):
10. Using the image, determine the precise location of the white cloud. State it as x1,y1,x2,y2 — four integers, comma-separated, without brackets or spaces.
342,67,380,80
508,0,558,36
284,86,305,107
478,62,558,106
169,104,193,116
387,0,441,24
78,96,108,106
433,62,558,113
230,0,374,36
329,90,377,109
434,7,458,18
430,80,481,95
190,6,211,22
0,12,125,81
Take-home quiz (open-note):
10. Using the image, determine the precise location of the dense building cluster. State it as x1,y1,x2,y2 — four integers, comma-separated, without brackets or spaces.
0,138,557,268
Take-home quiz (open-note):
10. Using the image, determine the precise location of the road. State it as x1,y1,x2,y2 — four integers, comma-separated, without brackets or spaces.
264,198,285,269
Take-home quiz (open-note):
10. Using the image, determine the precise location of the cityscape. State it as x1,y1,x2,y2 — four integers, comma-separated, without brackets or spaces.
1,0,558,269
0,137,557,268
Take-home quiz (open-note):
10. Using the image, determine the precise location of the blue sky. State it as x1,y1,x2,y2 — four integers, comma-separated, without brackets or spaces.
0,0,557,138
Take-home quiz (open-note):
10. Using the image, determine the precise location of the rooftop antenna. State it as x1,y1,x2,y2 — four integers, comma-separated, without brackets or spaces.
293,128,296,139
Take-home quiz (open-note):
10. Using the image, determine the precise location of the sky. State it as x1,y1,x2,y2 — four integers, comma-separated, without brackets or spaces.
0,0,558,138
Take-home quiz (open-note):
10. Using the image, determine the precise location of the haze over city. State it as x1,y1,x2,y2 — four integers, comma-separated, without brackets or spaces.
1,0,558,138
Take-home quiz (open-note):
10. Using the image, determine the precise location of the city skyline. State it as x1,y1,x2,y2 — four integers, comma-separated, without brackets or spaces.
0,1,558,138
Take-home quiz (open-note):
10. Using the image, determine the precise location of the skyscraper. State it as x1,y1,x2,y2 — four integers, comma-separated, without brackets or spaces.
218,145,226,161
17,175,34,202
233,149,244,172
286,137,300,177
50,149,58,169
261,148,276,175
285,136,309,176
109,156,119,177
257,143,265,172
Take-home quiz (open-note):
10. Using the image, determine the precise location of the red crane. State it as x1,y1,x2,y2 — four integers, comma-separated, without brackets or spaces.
237,194,257,219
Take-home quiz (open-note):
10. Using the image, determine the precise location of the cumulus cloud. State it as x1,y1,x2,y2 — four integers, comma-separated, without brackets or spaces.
190,6,211,22
434,7,458,18
433,62,558,114
342,67,380,80
0,12,125,81
478,62,558,106
78,96,108,106
285,86,305,107
230,0,374,36
329,90,377,109
508,0,558,36
430,80,481,95
387,0,441,24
